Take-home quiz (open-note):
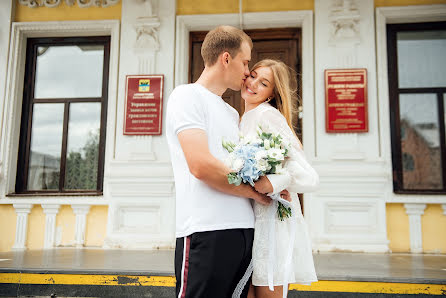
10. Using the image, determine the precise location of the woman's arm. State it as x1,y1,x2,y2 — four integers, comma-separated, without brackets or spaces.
254,108,319,194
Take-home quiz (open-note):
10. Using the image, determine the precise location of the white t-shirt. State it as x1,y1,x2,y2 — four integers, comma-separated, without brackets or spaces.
166,83,255,238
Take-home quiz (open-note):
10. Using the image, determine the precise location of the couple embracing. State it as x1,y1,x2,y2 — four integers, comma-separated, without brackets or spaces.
166,25,319,298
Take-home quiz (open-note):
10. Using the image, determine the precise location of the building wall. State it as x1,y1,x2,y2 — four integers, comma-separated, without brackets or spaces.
176,0,313,14
14,1,121,22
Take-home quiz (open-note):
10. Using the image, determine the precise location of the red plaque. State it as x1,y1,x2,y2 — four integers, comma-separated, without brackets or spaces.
325,69,368,133
124,75,163,135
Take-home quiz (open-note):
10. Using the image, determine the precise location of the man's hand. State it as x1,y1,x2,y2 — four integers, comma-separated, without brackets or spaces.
250,190,272,205
254,176,274,194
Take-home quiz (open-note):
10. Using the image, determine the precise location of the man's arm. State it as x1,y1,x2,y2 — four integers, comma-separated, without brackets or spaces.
178,129,271,205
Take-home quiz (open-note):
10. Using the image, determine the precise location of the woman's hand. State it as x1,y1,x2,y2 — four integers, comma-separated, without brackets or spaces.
280,189,291,202
254,176,274,194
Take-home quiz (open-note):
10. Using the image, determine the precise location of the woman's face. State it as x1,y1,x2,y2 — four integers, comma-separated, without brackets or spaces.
241,66,275,108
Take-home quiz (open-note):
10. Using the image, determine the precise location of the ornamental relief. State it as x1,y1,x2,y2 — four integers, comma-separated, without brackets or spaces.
19,0,120,8
329,0,361,45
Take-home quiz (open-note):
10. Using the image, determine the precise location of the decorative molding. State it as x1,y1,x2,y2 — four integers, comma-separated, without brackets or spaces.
72,205,91,247
12,204,33,250
404,203,426,253
133,1,160,76
329,0,360,44
18,0,120,8
42,204,61,249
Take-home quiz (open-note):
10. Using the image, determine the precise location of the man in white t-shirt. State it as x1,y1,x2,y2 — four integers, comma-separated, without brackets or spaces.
166,26,271,298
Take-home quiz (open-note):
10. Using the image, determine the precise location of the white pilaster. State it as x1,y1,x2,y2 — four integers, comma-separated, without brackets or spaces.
0,0,13,193
404,203,426,253
42,204,61,249
311,0,389,252
72,205,91,247
104,0,176,249
12,204,33,250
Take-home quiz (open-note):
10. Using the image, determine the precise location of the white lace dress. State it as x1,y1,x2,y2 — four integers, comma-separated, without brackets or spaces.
239,102,319,286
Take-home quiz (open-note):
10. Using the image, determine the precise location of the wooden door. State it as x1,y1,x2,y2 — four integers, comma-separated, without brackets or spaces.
189,28,305,212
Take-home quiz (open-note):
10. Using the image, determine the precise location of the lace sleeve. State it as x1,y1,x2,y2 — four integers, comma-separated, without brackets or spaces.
260,108,319,194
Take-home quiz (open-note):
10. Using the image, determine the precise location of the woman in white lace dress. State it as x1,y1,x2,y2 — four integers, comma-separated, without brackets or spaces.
240,59,319,298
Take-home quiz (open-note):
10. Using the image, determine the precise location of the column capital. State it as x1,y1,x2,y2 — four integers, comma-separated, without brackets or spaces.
404,203,427,216
13,203,33,213
71,205,91,215
42,204,61,214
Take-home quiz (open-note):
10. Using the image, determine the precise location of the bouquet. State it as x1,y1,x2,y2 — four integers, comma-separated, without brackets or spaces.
222,126,292,220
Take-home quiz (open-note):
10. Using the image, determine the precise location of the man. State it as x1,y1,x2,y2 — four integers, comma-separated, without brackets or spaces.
166,26,271,298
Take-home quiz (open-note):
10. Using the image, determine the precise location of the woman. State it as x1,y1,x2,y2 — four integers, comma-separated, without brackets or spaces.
239,59,319,298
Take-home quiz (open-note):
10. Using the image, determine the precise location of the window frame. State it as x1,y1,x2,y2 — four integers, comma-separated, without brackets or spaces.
15,36,110,195
387,21,446,194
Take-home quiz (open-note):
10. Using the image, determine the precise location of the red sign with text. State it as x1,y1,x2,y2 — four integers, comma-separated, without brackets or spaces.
124,75,163,135
325,69,368,133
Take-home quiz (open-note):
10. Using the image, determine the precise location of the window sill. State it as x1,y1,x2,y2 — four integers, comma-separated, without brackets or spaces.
0,193,108,206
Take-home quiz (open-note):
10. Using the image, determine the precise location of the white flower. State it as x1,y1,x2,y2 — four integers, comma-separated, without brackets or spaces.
232,158,245,172
254,150,267,161
264,139,271,150
256,159,269,172
268,148,285,161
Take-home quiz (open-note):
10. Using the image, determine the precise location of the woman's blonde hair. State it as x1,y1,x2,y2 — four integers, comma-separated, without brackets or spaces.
251,59,298,132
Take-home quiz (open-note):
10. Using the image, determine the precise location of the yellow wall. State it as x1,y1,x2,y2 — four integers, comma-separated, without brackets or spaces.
0,205,17,252
0,205,108,251
85,206,108,247
386,203,446,253
375,0,446,6
176,0,313,15
422,204,446,253
386,203,411,252
15,0,121,22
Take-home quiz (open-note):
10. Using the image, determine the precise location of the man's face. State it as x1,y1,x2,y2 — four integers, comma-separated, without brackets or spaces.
226,41,251,91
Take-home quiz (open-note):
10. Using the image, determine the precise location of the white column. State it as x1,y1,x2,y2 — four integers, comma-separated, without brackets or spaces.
404,203,426,253
12,204,33,250
42,204,61,249
72,205,91,247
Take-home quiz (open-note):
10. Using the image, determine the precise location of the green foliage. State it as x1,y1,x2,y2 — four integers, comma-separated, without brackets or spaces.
277,202,292,221
65,130,99,190
227,172,242,186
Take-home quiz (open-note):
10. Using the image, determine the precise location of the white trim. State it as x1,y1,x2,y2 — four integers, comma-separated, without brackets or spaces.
174,11,315,161
0,20,120,203
42,204,61,249
375,5,446,204
404,203,426,253
72,205,91,247
12,203,33,250
178,236,187,298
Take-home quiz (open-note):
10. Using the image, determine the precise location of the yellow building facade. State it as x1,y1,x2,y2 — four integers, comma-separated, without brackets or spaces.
0,0,445,254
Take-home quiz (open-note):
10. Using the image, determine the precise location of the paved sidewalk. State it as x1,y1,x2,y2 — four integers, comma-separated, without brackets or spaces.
0,249,445,284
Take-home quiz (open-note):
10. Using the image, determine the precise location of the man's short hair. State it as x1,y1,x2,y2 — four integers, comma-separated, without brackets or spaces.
201,25,253,67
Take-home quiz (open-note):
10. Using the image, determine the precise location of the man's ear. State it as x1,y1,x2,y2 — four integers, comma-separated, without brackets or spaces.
221,52,231,67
